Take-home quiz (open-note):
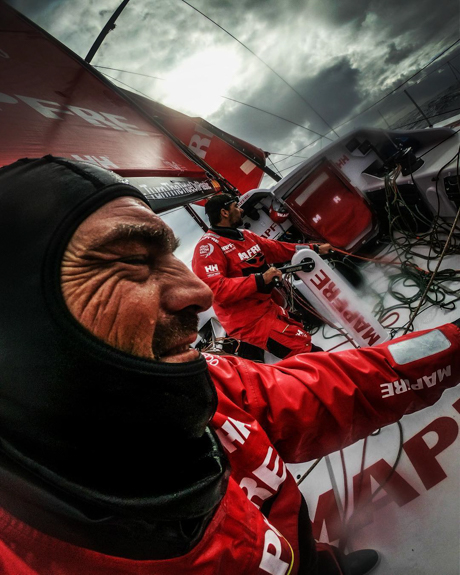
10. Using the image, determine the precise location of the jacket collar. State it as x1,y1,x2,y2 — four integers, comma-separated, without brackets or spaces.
209,226,245,241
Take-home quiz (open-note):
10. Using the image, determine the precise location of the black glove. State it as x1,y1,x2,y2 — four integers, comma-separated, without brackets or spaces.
255,273,275,293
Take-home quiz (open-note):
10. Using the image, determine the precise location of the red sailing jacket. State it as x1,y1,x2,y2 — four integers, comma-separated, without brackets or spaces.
192,228,313,348
1,323,460,574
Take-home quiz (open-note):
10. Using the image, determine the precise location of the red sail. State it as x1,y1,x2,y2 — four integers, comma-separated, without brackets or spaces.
124,92,267,193
0,3,205,178
0,3,266,196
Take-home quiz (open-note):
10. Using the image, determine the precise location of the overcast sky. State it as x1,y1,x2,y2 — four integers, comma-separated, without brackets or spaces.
6,0,460,177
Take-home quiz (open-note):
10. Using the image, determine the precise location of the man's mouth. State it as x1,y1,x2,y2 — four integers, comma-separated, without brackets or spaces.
155,335,199,363
152,311,200,363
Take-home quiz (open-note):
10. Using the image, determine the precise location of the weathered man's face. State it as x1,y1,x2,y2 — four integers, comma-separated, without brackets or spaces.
61,197,213,362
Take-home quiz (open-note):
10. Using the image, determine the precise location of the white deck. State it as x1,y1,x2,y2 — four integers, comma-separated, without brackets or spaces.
288,243,460,574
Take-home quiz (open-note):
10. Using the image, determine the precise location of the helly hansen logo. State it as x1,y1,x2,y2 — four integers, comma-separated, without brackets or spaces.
380,365,451,398
205,264,218,273
239,244,261,261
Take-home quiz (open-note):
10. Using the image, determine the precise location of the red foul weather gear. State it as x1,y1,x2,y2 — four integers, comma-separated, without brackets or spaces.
1,324,459,574
192,227,316,357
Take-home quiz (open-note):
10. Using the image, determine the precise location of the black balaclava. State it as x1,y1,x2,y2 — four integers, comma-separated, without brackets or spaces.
0,156,229,558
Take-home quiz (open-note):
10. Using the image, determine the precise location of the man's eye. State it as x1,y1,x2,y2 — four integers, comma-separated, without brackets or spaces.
118,256,149,265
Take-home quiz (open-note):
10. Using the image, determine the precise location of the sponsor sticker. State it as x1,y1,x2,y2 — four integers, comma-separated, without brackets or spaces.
200,243,215,258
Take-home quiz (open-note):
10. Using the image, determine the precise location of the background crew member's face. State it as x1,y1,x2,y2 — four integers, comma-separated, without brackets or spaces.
227,201,244,228
61,197,213,362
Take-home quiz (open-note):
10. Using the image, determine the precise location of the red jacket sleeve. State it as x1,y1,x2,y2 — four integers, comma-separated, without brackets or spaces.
249,230,316,265
250,232,300,264
207,323,460,463
192,238,260,304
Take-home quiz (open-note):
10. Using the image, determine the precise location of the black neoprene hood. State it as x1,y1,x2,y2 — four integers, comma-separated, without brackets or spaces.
0,156,221,502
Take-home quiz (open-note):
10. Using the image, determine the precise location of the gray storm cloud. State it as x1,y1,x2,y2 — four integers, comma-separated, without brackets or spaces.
6,0,460,166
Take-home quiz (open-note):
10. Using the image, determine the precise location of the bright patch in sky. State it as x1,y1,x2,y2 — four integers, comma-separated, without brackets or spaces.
161,48,240,117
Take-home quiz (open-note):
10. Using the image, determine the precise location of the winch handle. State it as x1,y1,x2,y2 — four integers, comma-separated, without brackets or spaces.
272,259,318,285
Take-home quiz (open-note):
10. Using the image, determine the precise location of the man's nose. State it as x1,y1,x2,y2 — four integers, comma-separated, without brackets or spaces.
166,259,213,313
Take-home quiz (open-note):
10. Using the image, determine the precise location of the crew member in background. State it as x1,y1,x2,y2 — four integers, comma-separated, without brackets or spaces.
192,193,331,359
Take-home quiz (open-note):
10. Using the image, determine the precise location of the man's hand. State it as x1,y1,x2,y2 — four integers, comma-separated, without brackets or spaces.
263,266,283,284
317,243,332,255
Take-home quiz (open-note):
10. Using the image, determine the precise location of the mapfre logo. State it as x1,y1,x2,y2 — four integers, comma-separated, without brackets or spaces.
200,243,214,258
222,243,235,253
238,244,261,261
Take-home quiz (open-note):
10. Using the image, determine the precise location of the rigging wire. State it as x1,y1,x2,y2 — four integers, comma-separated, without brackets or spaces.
296,458,322,485
267,156,283,178
98,71,172,106
86,8,460,169
95,65,333,140
403,180,460,330
264,40,460,167
269,152,310,160
95,43,460,171
179,0,340,138
270,137,325,166
95,65,164,82
332,37,460,133
338,422,404,553
220,95,333,141
278,157,315,174
270,136,324,166
395,107,460,130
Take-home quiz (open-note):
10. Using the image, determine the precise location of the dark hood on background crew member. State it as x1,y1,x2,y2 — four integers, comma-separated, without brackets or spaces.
0,156,228,558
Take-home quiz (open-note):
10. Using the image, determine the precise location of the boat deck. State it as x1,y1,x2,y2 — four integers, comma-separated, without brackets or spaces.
288,240,460,574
